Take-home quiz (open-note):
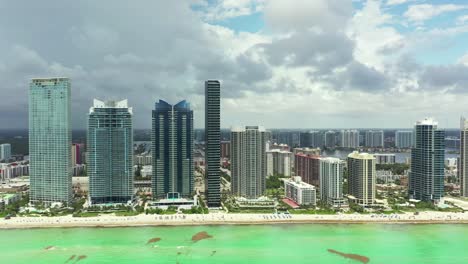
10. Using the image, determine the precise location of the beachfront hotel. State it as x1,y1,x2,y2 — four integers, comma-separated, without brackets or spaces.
460,117,468,197
151,100,194,200
29,78,72,205
347,151,376,206
231,126,269,199
205,80,221,207
319,157,346,207
87,99,134,204
409,118,445,202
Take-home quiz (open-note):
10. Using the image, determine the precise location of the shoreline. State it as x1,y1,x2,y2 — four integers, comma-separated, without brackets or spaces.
1,212,468,229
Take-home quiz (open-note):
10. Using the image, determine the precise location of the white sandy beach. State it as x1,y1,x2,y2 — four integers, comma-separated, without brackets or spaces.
0,211,467,229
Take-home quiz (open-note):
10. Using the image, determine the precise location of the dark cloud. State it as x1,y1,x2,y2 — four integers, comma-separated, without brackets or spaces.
345,61,391,91
419,64,468,92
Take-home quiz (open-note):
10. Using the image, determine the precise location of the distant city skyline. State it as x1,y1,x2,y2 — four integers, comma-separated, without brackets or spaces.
2,1,468,129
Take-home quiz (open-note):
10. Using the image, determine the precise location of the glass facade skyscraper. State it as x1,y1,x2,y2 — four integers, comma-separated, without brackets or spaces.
29,78,72,205
152,100,194,199
205,80,221,207
88,99,133,204
460,117,468,197
409,118,445,202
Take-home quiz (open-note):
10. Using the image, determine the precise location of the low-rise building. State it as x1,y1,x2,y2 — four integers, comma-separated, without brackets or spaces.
0,162,29,182
284,176,316,206
374,154,396,164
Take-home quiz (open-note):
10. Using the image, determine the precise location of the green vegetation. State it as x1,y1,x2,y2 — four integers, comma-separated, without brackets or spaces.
0,194,29,217
266,175,285,189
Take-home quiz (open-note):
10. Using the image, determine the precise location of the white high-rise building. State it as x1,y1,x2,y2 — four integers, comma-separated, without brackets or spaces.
319,157,346,207
0,144,11,161
395,131,413,148
340,130,359,148
348,151,376,206
231,126,269,199
266,149,292,177
365,130,384,147
460,117,468,197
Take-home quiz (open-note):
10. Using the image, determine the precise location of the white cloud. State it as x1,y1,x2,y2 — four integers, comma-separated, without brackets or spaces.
264,0,353,32
386,0,414,6
459,53,468,66
404,4,468,23
1,0,468,129
457,15,468,25
348,0,405,70
201,0,265,21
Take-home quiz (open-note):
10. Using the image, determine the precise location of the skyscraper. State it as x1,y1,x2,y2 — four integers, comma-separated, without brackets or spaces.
320,157,346,207
460,117,468,197
365,130,384,147
395,130,414,148
231,126,268,199
409,118,445,202
347,151,375,206
294,153,320,186
340,130,359,148
0,144,11,161
29,78,72,205
324,131,336,148
87,99,133,204
266,149,292,177
300,131,324,148
152,100,194,199
205,80,221,207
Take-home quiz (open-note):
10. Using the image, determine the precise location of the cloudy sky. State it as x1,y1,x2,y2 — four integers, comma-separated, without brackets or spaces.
1,0,468,129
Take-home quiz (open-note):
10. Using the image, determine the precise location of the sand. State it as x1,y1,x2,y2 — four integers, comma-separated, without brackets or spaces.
1,211,468,229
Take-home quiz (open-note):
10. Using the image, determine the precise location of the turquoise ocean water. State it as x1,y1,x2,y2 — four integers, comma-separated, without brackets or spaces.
0,224,466,264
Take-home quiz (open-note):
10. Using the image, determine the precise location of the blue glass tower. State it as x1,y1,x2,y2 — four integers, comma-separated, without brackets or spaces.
409,118,445,202
152,100,194,199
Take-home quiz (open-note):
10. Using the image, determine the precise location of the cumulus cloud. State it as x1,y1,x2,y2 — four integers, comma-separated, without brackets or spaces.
386,0,416,6
404,4,468,23
200,0,265,21
1,0,468,129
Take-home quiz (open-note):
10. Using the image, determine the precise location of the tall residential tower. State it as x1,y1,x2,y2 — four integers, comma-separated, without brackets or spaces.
461,117,468,197
87,99,133,204
0,144,11,161
231,126,269,199
152,100,194,199
29,78,72,205
205,80,221,207
319,157,346,207
347,151,376,206
409,118,445,202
